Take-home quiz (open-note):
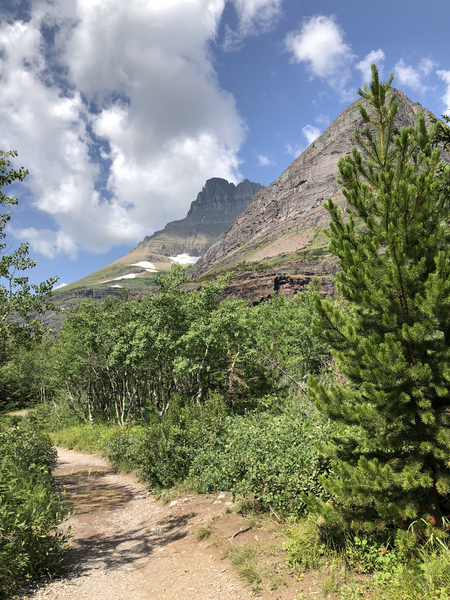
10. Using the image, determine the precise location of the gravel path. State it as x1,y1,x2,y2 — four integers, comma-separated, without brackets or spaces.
19,448,253,600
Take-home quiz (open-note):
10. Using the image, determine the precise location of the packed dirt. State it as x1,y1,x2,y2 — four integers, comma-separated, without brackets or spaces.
18,448,320,600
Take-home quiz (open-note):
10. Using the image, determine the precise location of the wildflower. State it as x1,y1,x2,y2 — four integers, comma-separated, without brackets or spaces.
381,547,387,553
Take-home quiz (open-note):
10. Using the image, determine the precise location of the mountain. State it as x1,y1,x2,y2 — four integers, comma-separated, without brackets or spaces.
58,178,263,293
189,90,449,302
133,178,264,260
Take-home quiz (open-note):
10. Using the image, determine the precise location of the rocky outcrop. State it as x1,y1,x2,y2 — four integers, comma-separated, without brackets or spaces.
134,178,264,259
221,257,339,304
190,90,445,283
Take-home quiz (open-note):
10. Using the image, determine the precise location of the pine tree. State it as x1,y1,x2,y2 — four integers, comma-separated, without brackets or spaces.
308,65,450,528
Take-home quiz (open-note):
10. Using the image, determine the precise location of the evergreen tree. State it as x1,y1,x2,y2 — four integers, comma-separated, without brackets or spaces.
308,65,450,528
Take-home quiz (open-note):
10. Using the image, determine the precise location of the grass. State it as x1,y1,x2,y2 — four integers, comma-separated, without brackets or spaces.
49,424,120,455
196,526,213,541
225,545,262,587
154,477,197,503
285,515,450,600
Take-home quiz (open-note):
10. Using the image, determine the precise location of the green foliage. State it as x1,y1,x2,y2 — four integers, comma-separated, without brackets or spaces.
192,404,333,518
0,421,69,598
286,516,450,597
49,422,128,455
249,287,330,395
0,150,58,412
0,334,55,410
308,65,450,528
42,263,329,426
128,394,228,489
50,267,255,424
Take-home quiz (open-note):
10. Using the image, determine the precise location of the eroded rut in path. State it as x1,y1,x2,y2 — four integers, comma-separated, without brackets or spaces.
20,448,254,600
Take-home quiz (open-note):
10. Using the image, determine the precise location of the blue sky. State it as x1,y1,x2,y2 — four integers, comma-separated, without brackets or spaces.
1,0,450,288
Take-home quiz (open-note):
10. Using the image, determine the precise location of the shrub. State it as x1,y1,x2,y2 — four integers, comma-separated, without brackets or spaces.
192,406,333,518
130,394,228,489
0,422,69,598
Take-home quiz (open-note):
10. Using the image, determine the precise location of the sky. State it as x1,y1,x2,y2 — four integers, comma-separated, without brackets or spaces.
1,0,450,289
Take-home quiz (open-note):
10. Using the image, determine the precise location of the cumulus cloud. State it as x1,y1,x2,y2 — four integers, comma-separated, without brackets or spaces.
285,15,355,97
0,0,248,259
257,154,275,166
315,114,330,127
437,70,450,114
394,58,437,92
224,0,283,49
302,124,320,144
9,226,79,260
356,49,385,83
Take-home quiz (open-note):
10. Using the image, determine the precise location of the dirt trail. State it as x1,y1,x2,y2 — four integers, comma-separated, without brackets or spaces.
19,448,315,599
20,448,257,600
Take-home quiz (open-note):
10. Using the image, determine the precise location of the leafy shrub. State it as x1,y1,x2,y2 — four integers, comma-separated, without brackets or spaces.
191,406,333,518
0,422,69,598
104,425,146,472
129,394,228,489
285,514,450,599
31,397,83,431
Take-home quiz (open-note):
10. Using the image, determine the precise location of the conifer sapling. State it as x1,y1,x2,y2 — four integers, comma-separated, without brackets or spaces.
308,65,450,529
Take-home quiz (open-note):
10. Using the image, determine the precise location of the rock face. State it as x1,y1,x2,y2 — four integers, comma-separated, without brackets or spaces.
190,90,446,298
134,178,264,259
58,177,263,294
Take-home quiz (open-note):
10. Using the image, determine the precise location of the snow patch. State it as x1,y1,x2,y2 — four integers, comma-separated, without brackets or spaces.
169,253,201,265
132,261,158,272
103,273,138,283
110,285,123,288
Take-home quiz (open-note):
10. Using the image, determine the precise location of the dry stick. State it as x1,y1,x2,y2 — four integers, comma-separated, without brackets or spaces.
228,527,251,540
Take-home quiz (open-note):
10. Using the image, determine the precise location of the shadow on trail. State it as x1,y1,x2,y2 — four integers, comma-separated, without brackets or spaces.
53,466,198,581
63,512,196,579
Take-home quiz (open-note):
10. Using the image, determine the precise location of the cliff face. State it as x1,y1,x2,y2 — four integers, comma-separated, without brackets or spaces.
190,90,443,291
134,178,264,259
58,177,263,294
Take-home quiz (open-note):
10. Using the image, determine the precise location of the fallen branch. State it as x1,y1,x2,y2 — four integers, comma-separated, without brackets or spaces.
228,527,251,540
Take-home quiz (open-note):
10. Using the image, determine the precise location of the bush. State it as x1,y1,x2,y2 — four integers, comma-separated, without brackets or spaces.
0,421,69,598
104,425,146,472
191,405,333,518
31,397,85,432
128,394,228,489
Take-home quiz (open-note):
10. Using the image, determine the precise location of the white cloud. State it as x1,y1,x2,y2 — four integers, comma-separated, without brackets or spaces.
0,0,248,259
437,70,450,114
285,143,303,158
9,227,79,260
418,58,435,76
315,114,330,127
302,125,320,145
257,154,275,166
356,49,385,83
285,15,355,97
170,254,200,264
394,58,436,92
224,0,283,49
53,282,68,290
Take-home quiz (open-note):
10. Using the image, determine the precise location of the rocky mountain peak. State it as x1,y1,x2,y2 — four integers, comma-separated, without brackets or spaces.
137,177,263,258
189,89,447,286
